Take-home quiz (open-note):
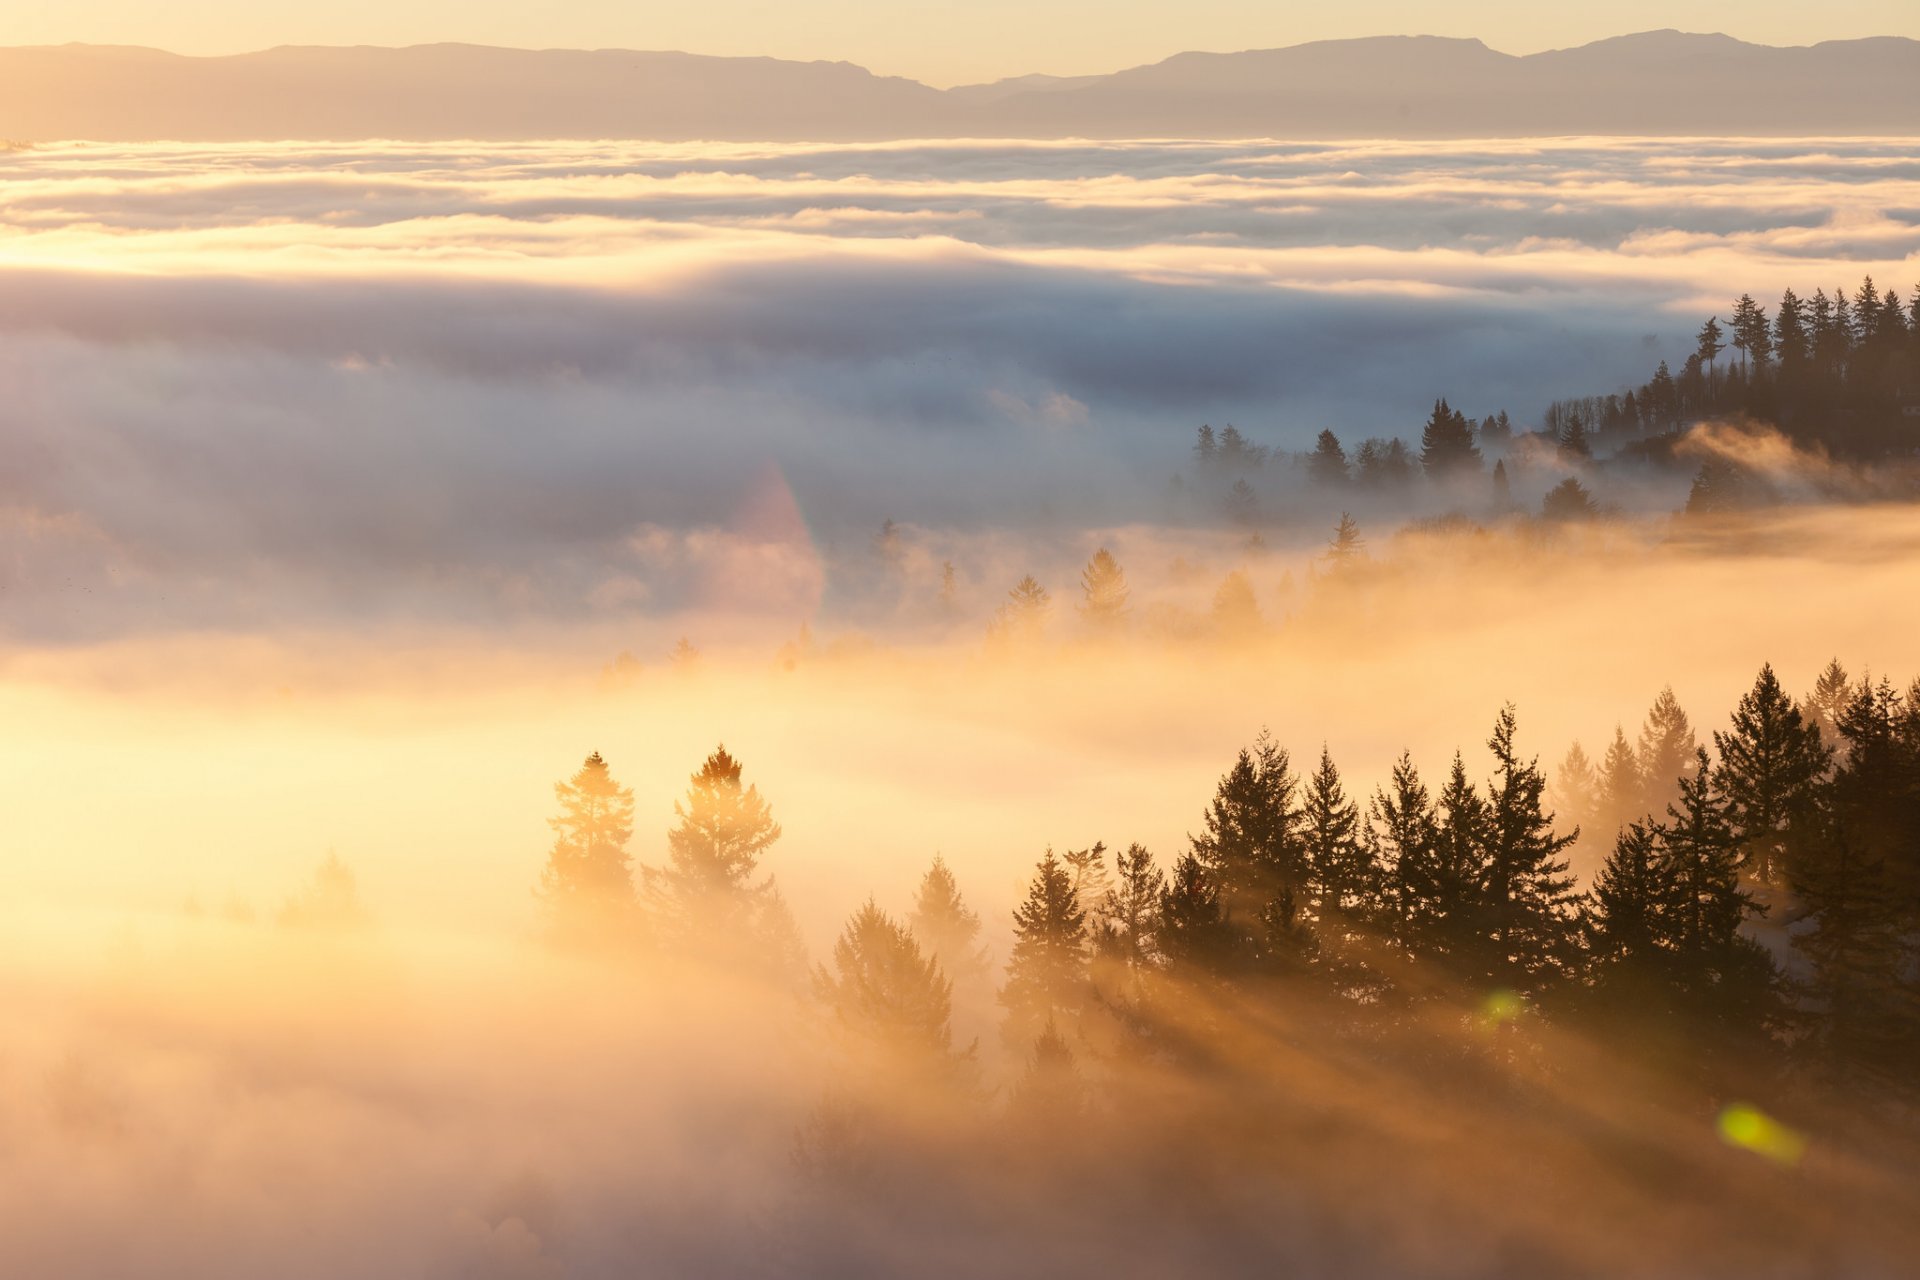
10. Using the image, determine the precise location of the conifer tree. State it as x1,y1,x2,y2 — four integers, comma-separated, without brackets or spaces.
1803,658,1853,756
1596,725,1645,838
1384,753,1489,985
1157,852,1235,978
1696,316,1725,401
992,574,1052,645
1557,413,1592,462
1078,548,1131,633
1660,748,1775,1032
1553,742,1598,839
1638,687,1699,818
815,900,963,1069
1210,570,1262,636
647,746,783,950
1713,663,1828,884
1191,733,1303,965
1061,842,1114,927
1325,513,1365,571
1584,822,1674,1000
1095,843,1166,977
1420,398,1482,477
1481,707,1581,995
1540,476,1597,521
1301,746,1372,925
909,855,991,989
538,751,639,943
1000,851,1090,1045
1308,429,1350,485
1490,458,1512,510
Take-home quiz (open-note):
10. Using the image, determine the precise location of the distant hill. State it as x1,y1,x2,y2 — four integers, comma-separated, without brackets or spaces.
1,32,1916,141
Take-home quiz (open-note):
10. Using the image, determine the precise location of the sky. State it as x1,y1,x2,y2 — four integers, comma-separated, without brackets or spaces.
0,0,1915,85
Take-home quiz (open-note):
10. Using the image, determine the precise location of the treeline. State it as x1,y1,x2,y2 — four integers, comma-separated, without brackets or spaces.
544,659,1920,1100
1549,277,1920,459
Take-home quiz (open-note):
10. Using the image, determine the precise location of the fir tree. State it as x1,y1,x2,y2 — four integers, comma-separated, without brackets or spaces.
909,855,991,989
1325,512,1365,571
1308,429,1350,485
1000,851,1090,1045
1191,732,1303,965
1584,822,1674,999
1540,476,1597,521
1553,742,1598,839
1061,842,1114,926
1638,687,1699,818
1596,724,1645,839
538,751,639,944
1210,570,1262,636
1302,746,1372,924
1095,843,1166,978
1696,316,1725,401
815,900,964,1070
1481,707,1581,995
1078,548,1131,632
646,746,783,952
991,574,1052,645
1803,658,1853,756
1420,398,1483,477
1157,851,1235,978
1660,749,1775,1032
1713,663,1828,884
1490,458,1512,510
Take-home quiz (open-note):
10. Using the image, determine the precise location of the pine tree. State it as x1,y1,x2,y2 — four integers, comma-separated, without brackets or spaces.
1095,843,1166,977
815,900,963,1069
1661,749,1775,1032
991,574,1052,645
1557,413,1592,462
646,746,783,950
538,751,639,943
1696,316,1725,402
1729,293,1773,377
1553,742,1598,839
1191,732,1303,965
1061,842,1114,926
1802,658,1853,756
1308,429,1350,485
1301,746,1372,925
1714,663,1828,884
1481,707,1581,995
1420,398,1483,478
1540,476,1597,521
1384,752,1487,985
1157,852,1235,978
1584,822,1674,997
1193,424,1217,466
1000,851,1090,1045
1210,570,1262,636
1638,687,1699,818
1596,724,1645,839
1774,288,1809,369
1490,458,1512,510
1078,548,1131,633
909,855,991,989
1325,512,1365,571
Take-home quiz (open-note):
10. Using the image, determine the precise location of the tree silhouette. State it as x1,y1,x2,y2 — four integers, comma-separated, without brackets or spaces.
909,855,991,989
1540,476,1597,521
1659,748,1776,1034
1481,707,1580,995
1192,733,1303,967
1420,398,1482,477
1000,851,1090,1046
538,751,639,944
1095,843,1166,981
1714,664,1827,885
1210,570,1262,637
1325,513,1364,571
646,746,784,958
815,900,966,1072
1596,724,1645,838
1308,429,1350,485
1078,549,1131,633
1638,687,1699,818
1157,851,1234,978
991,574,1052,645
1553,742,1598,839
1696,316,1725,403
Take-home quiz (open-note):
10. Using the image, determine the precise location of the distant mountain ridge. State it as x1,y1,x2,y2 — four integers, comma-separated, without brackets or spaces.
1,31,1916,141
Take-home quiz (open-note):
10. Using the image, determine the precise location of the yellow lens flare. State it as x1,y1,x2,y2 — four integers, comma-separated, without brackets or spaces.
1717,1103,1806,1167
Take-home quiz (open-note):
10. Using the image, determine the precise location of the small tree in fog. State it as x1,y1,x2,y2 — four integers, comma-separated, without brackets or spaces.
990,574,1052,645
646,746,784,955
815,900,964,1069
1325,513,1364,571
538,751,638,942
1540,477,1597,521
1596,725,1645,839
280,852,370,933
1061,842,1113,926
1000,851,1089,1045
1637,687,1700,818
1078,548,1131,632
1308,429,1350,485
1553,742,1598,838
909,855,990,989
1095,843,1166,978
1210,570,1262,637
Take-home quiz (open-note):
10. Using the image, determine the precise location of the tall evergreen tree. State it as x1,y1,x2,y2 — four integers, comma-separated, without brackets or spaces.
1308,429,1351,485
1325,512,1365,570
1596,725,1645,838
1696,316,1725,402
815,900,965,1071
1802,658,1853,756
1078,549,1131,633
992,574,1052,645
1000,851,1091,1045
1714,663,1828,884
646,746,784,952
1301,746,1373,926
1095,843,1166,979
1191,732,1304,966
1553,742,1598,839
1660,749,1776,1032
1061,842,1114,926
1638,687,1699,818
538,751,639,943
1157,852,1235,979
1481,707,1581,995
1584,822,1675,1000
1420,398,1482,478
909,855,991,989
